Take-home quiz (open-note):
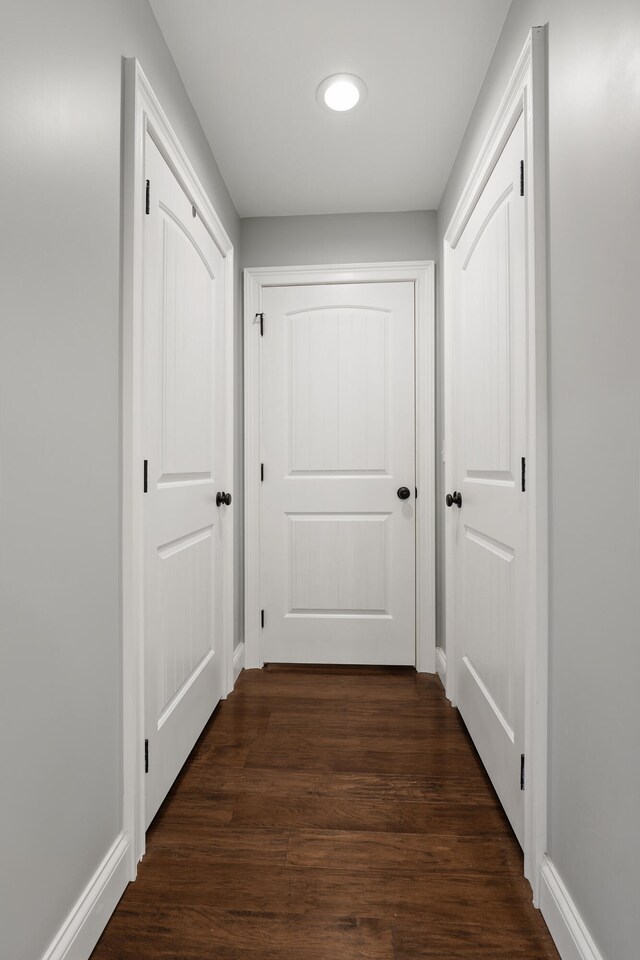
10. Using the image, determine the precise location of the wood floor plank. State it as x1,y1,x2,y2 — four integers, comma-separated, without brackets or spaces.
230,793,512,835
147,791,237,831
196,767,497,804
265,710,466,740
286,829,525,876
244,733,489,777
392,922,560,960
237,671,421,702
91,905,394,960
90,666,558,960
147,826,290,864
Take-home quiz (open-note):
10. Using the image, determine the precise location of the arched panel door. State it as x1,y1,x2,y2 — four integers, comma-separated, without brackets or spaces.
260,281,416,665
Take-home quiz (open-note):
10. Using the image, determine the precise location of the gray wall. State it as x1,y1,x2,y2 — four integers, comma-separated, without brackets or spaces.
437,2,640,958
240,211,438,268
0,3,239,959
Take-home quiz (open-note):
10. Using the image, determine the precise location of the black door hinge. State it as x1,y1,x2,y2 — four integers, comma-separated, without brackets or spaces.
520,754,525,791
415,486,418,499
145,179,150,214
256,312,264,336
520,160,525,197
145,739,149,774
260,462,264,482
261,609,265,629
521,456,526,493
143,459,148,493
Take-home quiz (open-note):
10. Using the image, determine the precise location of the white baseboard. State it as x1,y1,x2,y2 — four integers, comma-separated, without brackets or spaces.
539,855,604,960
436,646,447,686
42,832,130,960
233,641,245,684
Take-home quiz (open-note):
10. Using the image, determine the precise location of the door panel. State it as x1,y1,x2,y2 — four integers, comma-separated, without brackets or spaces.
261,283,415,665
161,217,215,476
452,113,527,844
157,527,213,721
288,513,389,614
144,135,224,827
289,308,387,473
462,195,512,476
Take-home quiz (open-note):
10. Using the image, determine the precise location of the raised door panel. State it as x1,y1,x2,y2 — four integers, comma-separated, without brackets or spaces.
461,196,512,479
287,513,389,615
161,215,215,480
289,308,387,475
157,527,215,724
462,528,515,739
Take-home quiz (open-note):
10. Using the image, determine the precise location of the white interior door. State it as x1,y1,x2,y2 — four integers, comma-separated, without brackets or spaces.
260,281,416,665
450,113,527,844
143,135,226,826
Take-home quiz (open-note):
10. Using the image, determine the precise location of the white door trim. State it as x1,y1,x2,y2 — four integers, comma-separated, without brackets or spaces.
122,58,235,874
244,261,435,672
443,27,548,900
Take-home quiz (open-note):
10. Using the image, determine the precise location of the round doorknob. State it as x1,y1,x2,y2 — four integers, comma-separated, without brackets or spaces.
445,491,462,508
216,491,232,507
397,486,411,501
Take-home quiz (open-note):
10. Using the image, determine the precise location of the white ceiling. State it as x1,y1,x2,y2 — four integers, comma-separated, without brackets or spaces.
150,0,511,218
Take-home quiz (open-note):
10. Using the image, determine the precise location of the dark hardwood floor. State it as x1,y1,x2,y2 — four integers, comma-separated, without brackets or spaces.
91,666,559,959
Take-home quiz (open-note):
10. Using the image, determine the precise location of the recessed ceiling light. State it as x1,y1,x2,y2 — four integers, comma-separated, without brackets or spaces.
317,74,367,112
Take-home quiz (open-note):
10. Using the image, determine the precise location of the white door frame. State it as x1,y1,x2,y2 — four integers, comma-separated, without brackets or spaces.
244,261,435,673
121,59,235,874
443,27,548,901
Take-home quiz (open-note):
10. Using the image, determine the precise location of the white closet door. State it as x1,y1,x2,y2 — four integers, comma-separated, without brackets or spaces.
260,281,416,665
143,135,225,826
451,113,527,844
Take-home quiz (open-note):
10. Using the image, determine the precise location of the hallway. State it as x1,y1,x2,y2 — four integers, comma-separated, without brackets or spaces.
91,667,558,959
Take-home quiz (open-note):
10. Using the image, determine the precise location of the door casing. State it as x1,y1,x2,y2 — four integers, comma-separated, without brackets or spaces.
443,27,549,901
122,59,235,875
244,262,435,674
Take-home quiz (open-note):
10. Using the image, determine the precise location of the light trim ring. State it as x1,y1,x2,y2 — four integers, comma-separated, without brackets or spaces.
317,73,367,112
